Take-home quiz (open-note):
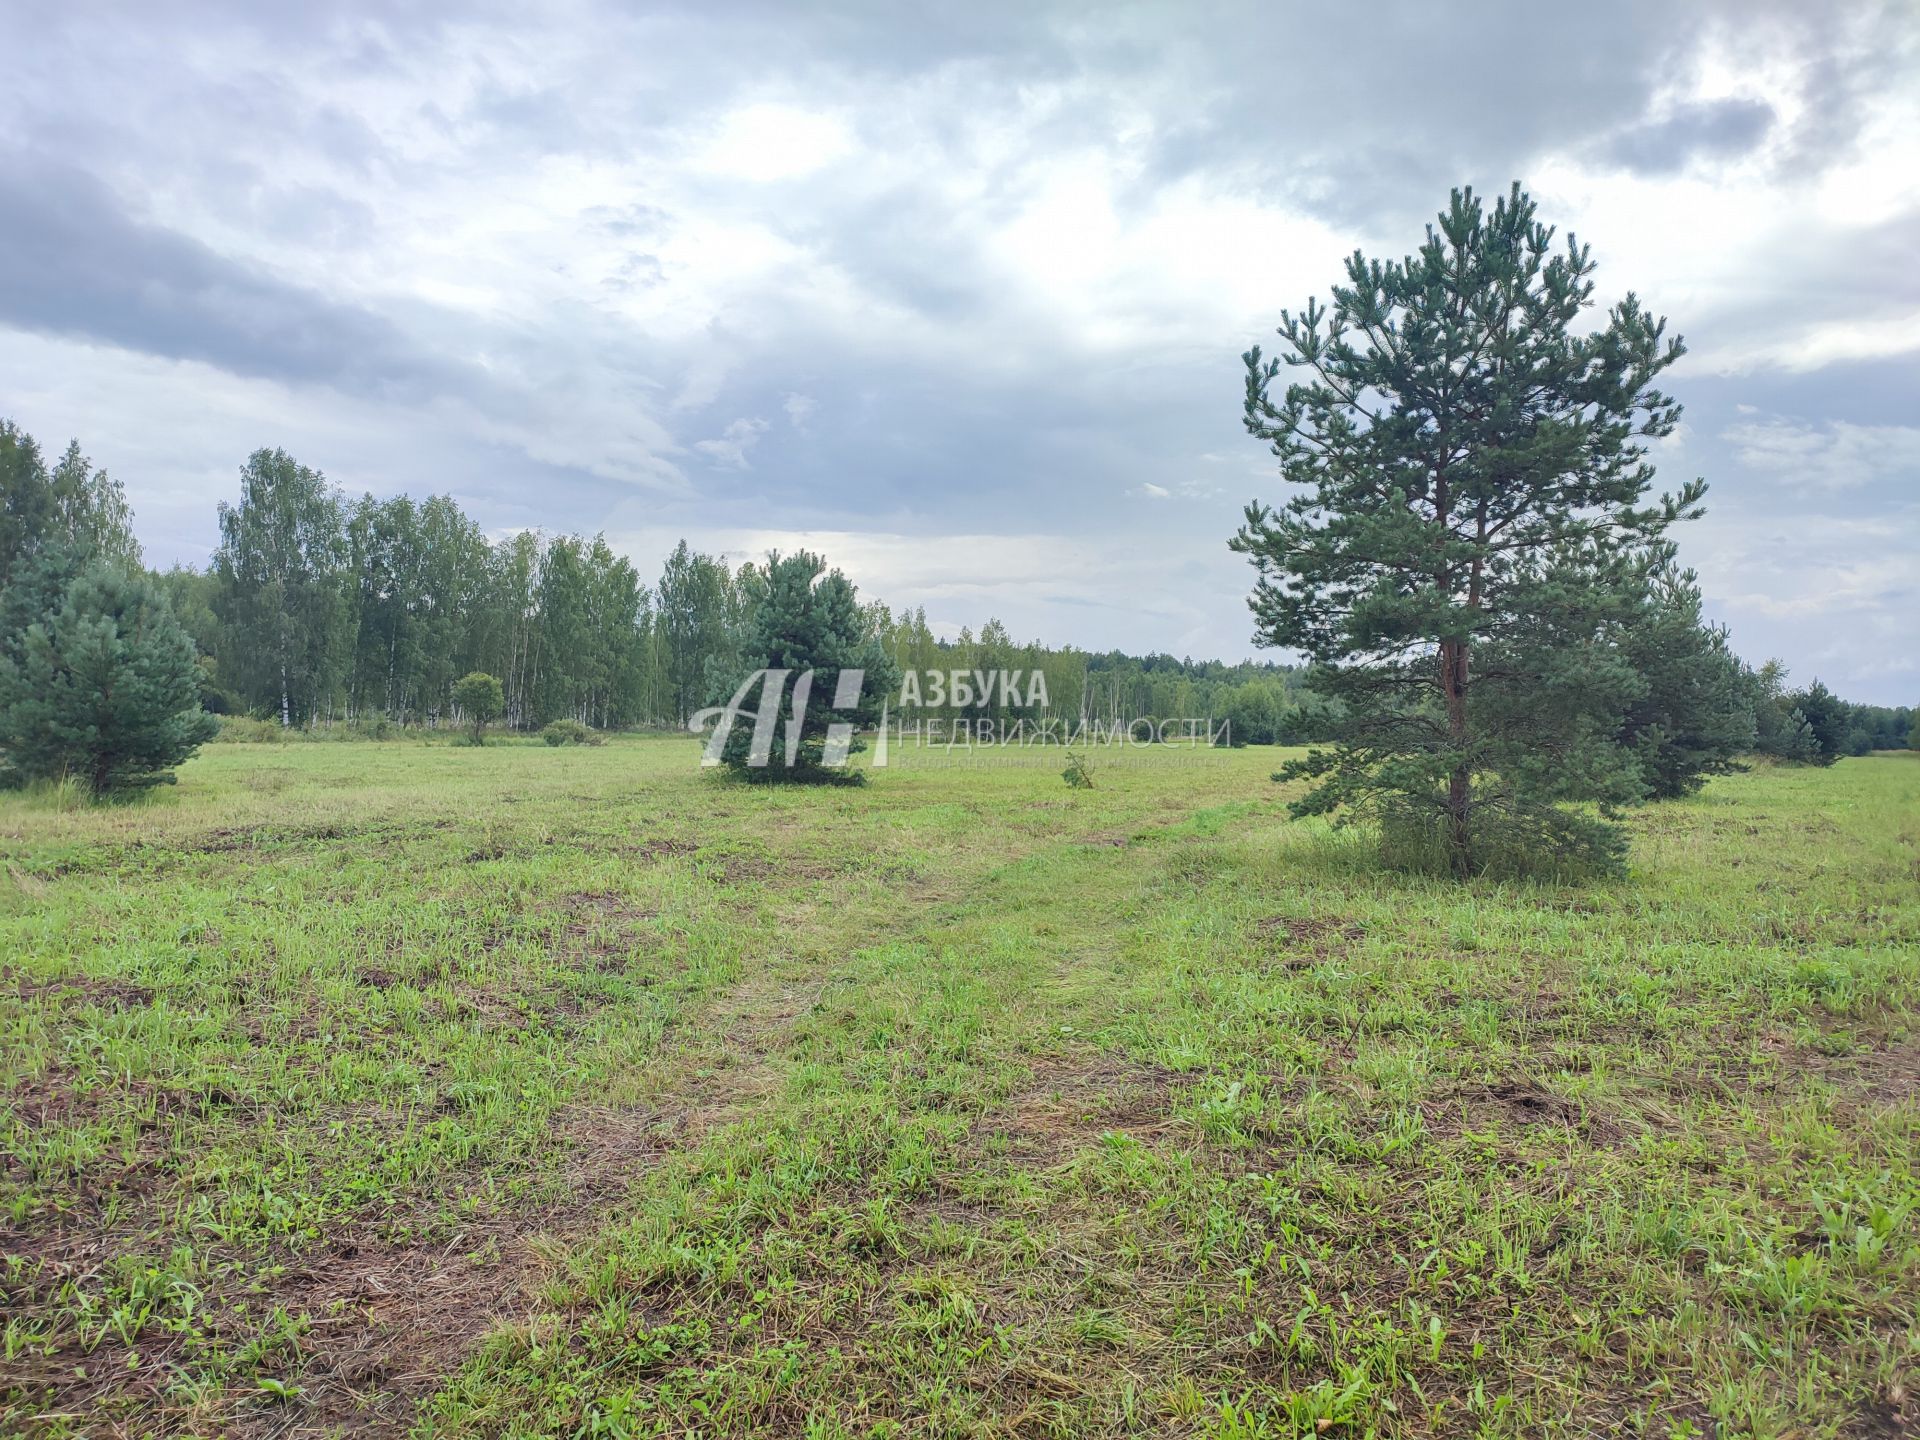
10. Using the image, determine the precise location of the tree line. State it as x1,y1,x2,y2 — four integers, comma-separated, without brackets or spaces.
119,444,1335,740
0,400,1911,799
0,424,1338,767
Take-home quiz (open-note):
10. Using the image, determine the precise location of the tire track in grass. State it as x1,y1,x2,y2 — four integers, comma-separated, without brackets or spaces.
218,844,984,1433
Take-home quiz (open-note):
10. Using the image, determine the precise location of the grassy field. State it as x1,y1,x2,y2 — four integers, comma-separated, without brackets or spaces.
2,736,1917,1439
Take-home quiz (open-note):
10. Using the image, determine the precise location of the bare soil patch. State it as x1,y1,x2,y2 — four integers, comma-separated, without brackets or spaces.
1,1099,691,1440
982,1052,1191,1164
1833,1034,1920,1110
1255,914,1368,969
6,975,155,1009
1423,1075,1630,1146
559,890,662,971
220,1105,683,1438
700,850,839,886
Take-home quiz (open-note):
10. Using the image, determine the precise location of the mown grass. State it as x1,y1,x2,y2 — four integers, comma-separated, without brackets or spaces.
2,738,1916,1438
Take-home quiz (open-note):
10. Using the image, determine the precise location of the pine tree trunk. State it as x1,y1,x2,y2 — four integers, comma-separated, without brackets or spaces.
1441,639,1471,876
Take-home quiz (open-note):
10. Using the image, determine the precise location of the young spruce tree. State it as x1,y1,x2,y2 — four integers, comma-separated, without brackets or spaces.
1232,184,1704,876
0,567,219,797
707,551,896,783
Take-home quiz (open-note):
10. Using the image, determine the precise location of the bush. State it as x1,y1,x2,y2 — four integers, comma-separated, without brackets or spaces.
216,715,287,744
452,672,504,746
541,718,602,747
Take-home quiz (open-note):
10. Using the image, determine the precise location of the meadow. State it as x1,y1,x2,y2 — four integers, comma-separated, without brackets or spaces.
1,736,1916,1439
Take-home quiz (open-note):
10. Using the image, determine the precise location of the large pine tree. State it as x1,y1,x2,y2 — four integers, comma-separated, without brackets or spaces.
1232,184,1705,875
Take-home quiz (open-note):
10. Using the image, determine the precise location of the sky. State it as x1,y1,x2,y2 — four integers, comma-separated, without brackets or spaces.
1,1,1916,702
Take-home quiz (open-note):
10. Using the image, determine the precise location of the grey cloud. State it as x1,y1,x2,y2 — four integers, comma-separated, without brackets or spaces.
0,155,463,401
0,149,692,493
1601,98,1776,176
1768,9,1916,174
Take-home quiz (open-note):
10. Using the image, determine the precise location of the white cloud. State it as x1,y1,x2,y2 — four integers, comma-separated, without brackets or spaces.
1527,35,1920,378
1724,415,1920,490
984,155,1352,354
1689,505,1919,689
1709,312,1920,374
1129,477,1222,502
693,103,853,182
693,416,770,470
782,392,817,429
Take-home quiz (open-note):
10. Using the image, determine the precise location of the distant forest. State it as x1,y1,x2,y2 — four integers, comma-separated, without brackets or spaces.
32,437,1328,742
3,423,1913,756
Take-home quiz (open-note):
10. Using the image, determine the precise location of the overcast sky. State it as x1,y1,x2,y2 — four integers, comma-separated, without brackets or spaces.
2,1,1915,701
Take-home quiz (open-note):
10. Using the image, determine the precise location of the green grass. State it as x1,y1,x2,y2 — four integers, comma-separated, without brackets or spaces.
2,738,1917,1438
